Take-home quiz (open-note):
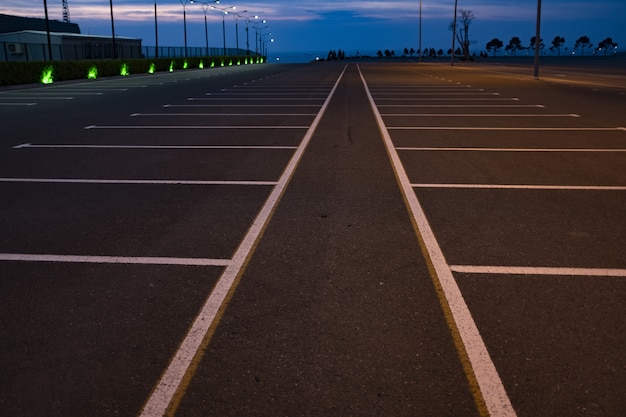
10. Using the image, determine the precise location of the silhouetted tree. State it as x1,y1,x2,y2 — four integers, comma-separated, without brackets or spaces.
551,36,565,56
376,50,383,58
530,36,544,51
486,38,503,57
437,49,444,56
449,9,475,60
505,36,524,57
575,36,592,56
598,37,617,56
410,47,415,56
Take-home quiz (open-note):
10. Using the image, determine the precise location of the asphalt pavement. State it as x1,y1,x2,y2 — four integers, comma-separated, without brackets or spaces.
0,60,624,417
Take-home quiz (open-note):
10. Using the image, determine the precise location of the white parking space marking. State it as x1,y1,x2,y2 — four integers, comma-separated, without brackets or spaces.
379,104,545,108
383,113,579,117
450,265,626,277
398,147,626,152
0,102,37,106
84,125,309,130
139,66,348,417
130,113,317,117
359,66,517,417
0,253,230,266
0,178,277,186
14,144,298,150
390,127,626,131
412,184,626,191
164,104,321,108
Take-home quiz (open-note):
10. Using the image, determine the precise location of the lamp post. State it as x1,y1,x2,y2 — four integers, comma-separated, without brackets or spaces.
418,0,422,63
533,0,542,79
244,16,258,55
42,0,53,60
190,1,220,56
451,0,458,66
109,0,116,58
210,5,236,56
233,12,248,52
180,0,189,57
154,0,158,58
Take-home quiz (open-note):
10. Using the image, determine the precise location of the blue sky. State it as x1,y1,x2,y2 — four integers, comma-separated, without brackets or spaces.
2,1,624,60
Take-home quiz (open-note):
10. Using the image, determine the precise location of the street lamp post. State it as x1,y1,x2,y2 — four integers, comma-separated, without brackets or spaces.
210,5,236,56
533,0,542,79
42,0,53,60
451,0,458,66
190,1,219,56
109,0,116,58
418,0,422,63
180,0,189,57
233,12,248,52
154,0,158,58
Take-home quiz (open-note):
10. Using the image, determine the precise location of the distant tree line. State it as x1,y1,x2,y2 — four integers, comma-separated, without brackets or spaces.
485,35,618,57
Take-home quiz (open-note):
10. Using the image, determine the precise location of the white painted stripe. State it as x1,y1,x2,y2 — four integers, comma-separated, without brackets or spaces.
412,183,626,191
188,97,325,101
0,96,73,100
450,265,626,277
378,104,544,108
373,92,500,96
0,178,277,186
164,104,321,108
390,127,626,131
383,113,579,117
375,97,519,101
138,65,348,417
0,253,230,266
13,144,298,150
84,125,309,130
130,113,317,117
0,102,37,106
359,66,517,417
397,147,626,152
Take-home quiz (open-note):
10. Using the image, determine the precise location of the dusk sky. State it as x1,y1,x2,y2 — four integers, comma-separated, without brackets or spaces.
2,1,624,61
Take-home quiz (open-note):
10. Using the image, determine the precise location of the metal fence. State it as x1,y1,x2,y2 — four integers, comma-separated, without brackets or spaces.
1,42,252,62
1,41,142,62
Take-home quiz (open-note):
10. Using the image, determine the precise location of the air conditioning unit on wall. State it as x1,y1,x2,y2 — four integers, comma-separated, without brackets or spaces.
7,43,24,54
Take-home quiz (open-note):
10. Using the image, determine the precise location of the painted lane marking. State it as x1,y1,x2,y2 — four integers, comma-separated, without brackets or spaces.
0,96,73,100
164,104,321,108
84,125,309,130
412,184,626,191
130,113,317,117
374,97,519,101
383,113,580,117
389,127,626,131
397,147,626,152
358,65,516,417
378,104,544,108
0,253,230,266
138,65,348,417
450,265,626,277
13,144,298,150
188,97,326,101
0,102,37,106
0,178,277,186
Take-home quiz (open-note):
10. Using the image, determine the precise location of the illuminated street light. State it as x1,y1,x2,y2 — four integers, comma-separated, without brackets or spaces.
190,1,219,56
154,0,158,58
233,12,248,52
451,0,457,66
533,0,542,79
210,4,237,56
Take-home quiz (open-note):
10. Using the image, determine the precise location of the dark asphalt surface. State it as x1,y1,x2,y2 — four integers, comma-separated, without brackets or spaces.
1,60,624,417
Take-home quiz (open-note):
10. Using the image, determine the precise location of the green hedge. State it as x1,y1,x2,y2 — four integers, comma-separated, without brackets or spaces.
0,55,266,86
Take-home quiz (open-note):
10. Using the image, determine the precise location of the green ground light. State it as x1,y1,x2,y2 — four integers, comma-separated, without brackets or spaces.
183,60,189,69
40,66,54,84
120,63,129,76
148,63,156,74
87,66,98,79
199,60,204,69
169,61,175,72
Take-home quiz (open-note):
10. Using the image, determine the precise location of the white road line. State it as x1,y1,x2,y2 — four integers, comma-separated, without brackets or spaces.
450,265,626,277
138,65,348,417
13,144,298,150
397,147,626,152
359,65,517,417
84,125,309,130
373,92,500,96
374,97,519,101
378,104,544,108
0,178,277,186
164,104,321,108
188,97,325,101
412,184,626,191
130,113,317,117
0,253,230,266
390,127,626,131
0,96,73,100
383,113,580,117
0,102,37,106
